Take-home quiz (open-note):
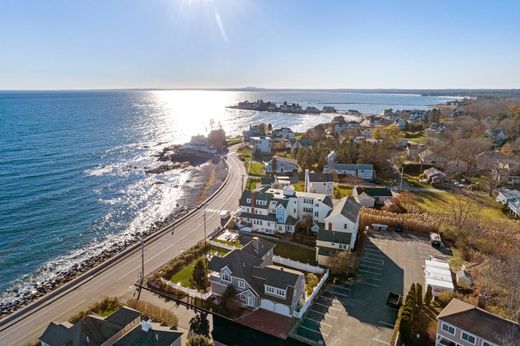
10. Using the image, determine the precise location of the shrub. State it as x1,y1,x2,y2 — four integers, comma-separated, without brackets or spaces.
126,299,178,327
189,313,210,337
191,259,209,291
436,291,454,308
305,273,320,296
68,297,122,323
186,335,214,346
424,285,433,307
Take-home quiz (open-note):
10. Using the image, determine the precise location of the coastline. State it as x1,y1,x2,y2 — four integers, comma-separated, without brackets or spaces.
0,155,227,318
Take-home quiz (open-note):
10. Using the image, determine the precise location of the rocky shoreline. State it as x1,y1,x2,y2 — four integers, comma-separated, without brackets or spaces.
0,148,228,318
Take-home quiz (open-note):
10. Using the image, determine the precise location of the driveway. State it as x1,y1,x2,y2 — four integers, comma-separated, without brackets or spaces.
291,230,445,346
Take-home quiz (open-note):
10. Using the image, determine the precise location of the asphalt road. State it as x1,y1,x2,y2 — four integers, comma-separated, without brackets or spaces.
0,150,245,345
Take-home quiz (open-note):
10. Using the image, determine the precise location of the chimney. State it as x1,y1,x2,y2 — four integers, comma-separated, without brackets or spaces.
477,293,487,309
304,169,309,192
252,237,259,253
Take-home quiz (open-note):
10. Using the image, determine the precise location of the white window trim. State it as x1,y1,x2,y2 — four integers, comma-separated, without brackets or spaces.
238,280,246,289
461,331,477,345
441,321,456,336
482,340,497,346
265,285,286,298
221,270,232,283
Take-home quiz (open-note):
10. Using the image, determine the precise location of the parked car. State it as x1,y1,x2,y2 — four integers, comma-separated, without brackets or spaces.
220,210,230,220
430,232,442,247
394,224,403,233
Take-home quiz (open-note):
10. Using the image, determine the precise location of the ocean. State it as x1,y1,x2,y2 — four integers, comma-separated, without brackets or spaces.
0,90,455,305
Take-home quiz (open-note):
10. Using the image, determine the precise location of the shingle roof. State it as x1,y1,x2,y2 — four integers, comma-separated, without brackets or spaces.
317,230,352,244
437,298,520,344
327,196,361,223
239,190,272,209
105,307,141,328
354,186,393,197
335,163,374,171
239,212,277,222
308,172,333,183
71,315,121,346
113,325,182,346
318,247,340,257
39,322,73,346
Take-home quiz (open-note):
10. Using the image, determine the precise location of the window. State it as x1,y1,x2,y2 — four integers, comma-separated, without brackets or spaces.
222,272,231,283
247,198,251,203
441,322,455,335
265,285,286,298
483,341,496,346
461,332,476,345
239,293,246,302
344,224,347,229
238,280,246,289
314,211,318,217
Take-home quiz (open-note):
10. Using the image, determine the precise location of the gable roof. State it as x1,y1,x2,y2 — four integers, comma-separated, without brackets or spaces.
334,163,374,171
39,322,74,346
113,324,182,346
317,230,352,244
105,307,141,328
437,298,520,344
308,172,333,183
272,155,298,167
354,186,393,197
327,196,361,223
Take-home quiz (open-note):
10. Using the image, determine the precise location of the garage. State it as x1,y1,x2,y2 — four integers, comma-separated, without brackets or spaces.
260,299,291,317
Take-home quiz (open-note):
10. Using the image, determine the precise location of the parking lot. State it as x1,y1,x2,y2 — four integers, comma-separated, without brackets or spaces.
291,230,445,345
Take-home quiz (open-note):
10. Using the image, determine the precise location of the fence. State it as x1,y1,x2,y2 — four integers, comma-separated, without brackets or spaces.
208,240,237,252
293,270,329,319
159,278,212,300
273,255,326,274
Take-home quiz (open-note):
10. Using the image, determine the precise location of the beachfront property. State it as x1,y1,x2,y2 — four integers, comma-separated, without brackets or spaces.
271,127,295,141
323,151,375,181
179,135,217,155
352,186,394,208
208,237,305,317
316,197,361,265
264,155,299,175
250,136,272,154
39,306,182,346
436,298,520,346
238,186,333,234
304,169,334,197
243,124,267,141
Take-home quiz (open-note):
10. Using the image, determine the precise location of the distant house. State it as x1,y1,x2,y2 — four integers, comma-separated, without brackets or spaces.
436,298,520,346
264,155,299,175
496,188,520,205
251,136,272,154
305,106,320,114
208,237,305,317
324,151,375,181
395,118,407,129
317,197,361,265
291,139,315,154
424,122,447,136
352,186,394,208
180,135,217,155
419,149,447,166
304,169,334,197
271,127,295,141
39,306,182,346
243,124,266,141
322,106,337,113
475,151,519,174
423,167,448,185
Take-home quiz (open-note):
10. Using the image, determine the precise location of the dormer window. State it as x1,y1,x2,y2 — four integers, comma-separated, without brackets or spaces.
246,198,251,203
238,280,246,289
265,285,286,298
221,271,231,283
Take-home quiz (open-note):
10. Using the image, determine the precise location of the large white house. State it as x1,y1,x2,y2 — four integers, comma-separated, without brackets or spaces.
316,197,361,265
271,127,295,141
323,151,375,181
304,169,334,197
251,136,272,154
352,186,394,208
238,186,333,235
208,237,305,317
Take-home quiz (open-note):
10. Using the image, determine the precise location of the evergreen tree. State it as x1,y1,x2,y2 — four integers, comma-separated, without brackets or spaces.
191,259,208,291
189,312,210,337
424,285,433,306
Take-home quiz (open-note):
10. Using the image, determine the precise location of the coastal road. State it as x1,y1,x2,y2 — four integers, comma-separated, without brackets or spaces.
0,150,246,345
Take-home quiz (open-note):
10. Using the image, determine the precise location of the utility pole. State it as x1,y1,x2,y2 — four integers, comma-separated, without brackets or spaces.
241,174,246,191
136,235,144,300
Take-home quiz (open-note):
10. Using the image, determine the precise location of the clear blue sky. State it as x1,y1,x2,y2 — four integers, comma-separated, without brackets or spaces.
1,0,519,90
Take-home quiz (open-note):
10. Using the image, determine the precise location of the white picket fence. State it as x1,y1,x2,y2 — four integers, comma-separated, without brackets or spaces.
293,269,329,318
160,278,212,300
273,255,326,274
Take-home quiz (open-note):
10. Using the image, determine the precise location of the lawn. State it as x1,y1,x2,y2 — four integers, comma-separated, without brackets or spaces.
213,238,241,248
244,160,265,176
246,177,258,190
170,256,206,288
334,184,352,198
226,136,243,146
272,241,317,265
414,190,508,220
237,147,252,161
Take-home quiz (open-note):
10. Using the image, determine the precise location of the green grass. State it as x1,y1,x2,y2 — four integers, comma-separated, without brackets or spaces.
226,136,243,146
210,245,230,256
170,256,207,288
414,190,508,220
246,177,258,190
273,241,317,265
245,161,265,176
334,184,352,199
237,147,252,161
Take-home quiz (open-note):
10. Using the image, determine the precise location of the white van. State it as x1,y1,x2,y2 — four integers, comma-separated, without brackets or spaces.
220,210,230,220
